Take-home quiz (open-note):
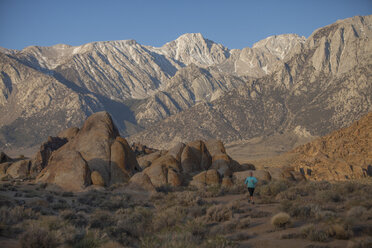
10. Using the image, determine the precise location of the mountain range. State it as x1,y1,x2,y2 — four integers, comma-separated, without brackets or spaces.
0,15,371,153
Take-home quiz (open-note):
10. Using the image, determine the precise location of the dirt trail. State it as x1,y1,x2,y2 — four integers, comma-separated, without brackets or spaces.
207,194,351,248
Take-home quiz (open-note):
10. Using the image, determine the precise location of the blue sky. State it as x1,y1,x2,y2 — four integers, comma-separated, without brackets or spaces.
0,0,371,50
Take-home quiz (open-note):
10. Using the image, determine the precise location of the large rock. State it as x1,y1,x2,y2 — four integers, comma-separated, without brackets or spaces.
36,112,139,190
137,151,163,169
57,127,80,140
6,159,31,179
232,170,271,185
181,140,211,173
128,172,156,192
110,137,141,184
190,169,220,188
91,171,105,186
36,150,91,192
143,155,182,187
167,142,186,162
0,162,11,178
31,136,68,176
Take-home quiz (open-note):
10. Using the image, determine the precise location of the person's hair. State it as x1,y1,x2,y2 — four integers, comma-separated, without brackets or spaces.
249,171,253,176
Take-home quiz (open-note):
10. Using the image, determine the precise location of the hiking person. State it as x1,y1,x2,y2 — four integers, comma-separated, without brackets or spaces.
244,171,258,204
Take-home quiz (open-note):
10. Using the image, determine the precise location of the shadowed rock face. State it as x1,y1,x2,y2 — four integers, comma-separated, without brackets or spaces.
36,111,140,191
289,112,372,181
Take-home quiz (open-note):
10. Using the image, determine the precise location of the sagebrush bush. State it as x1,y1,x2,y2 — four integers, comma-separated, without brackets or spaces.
205,205,233,223
271,212,291,228
317,190,343,203
327,224,352,240
347,206,367,221
301,224,329,242
89,210,115,229
20,225,58,248
0,206,39,225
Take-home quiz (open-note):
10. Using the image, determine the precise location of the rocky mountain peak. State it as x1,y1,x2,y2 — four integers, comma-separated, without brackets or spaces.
252,34,306,60
155,32,231,67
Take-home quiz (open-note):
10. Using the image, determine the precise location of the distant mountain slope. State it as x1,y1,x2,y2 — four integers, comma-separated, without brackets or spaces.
0,15,371,153
128,15,372,149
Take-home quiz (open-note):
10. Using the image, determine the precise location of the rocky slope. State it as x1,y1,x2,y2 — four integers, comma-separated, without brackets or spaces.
129,15,372,149
289,112,372,181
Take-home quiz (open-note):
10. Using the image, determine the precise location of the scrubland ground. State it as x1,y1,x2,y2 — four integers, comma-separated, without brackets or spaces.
0,178,372,248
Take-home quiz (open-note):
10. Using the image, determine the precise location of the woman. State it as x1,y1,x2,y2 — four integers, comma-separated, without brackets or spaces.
244,171,258,204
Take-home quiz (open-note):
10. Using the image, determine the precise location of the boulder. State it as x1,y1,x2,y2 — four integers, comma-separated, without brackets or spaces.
221,177,234,187
232,170,271,185
0,162,11,178
31,136,68,176
143,155,182,187
0,152,12,163
181,140,211,173
60,112,119,185
168,169,182,187
128,172,156,192
210,153,231,175
137,150,163,169
167,142,186,162
36,150,91,192
190,169,220,188
57,127,79,141
110,137,141,185
91,171,105,186
205,139,226,156
6,159,31,179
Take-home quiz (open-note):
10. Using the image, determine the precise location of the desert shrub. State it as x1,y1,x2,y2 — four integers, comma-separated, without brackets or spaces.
140,231,201,248
110,206,153,242
205,205,233,223
20,225,58,248
347,206,367,221
276,189,298,201
77,191,107,207
60,209,88,227
348,237,372,248
152,206,186,231
99,194,130,210
301,224,329,242
184,219,209,239
210,219,238,235
187,205,207,218
73,231,102,248
202,235,237,248
317,190,343,203
287,203,320,219
223,184,247,195
0,206,39,225
89,210,115,229
203,185,225,197
315,210,337,221
271,212,291,229
327,224,352,240
44,194,54,203
62,191,74,197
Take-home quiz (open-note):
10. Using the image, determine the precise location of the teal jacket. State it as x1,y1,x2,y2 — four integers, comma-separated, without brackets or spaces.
245,176,258,188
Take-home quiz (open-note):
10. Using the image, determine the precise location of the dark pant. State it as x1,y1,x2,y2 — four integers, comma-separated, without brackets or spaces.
248,187,255,196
